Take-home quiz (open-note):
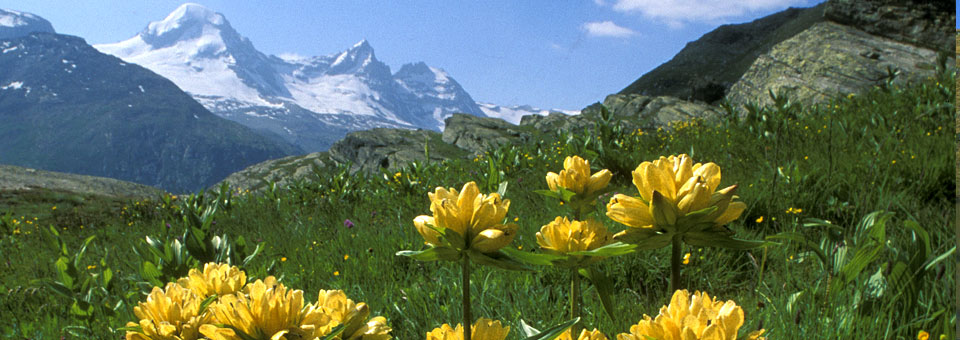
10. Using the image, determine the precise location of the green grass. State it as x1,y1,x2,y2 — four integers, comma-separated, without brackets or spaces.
0,66,954,339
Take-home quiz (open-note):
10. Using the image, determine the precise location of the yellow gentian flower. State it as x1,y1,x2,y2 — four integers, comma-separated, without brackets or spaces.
546,155,612,199
606,154,746,246
413,182,518,253
426,318,510,340
536,217,612,267
125,282,209,340
557,328,608,340
199,277,322,340
177,262,246,298
310,289,392,340
616,290,766,340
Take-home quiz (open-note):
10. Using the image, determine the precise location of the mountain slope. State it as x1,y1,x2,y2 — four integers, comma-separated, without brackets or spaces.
0,8,54,40
618,3,826,103
95,3,490,152
0,31,298,192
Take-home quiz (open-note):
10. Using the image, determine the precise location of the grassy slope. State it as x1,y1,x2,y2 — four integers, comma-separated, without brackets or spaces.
0,68,954,339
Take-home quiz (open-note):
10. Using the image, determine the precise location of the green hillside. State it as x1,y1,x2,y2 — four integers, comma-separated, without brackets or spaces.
0,62,953,339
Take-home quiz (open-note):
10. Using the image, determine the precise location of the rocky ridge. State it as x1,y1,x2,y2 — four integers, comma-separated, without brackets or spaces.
219,0,952,192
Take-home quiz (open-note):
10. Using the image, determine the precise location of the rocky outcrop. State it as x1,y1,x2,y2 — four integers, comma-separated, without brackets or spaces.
0,165,161,198
217,152,333,192
726,21,945,109
328,128,468,173
825,0,954,52
522,94,722,134
617,4,825,103
441,114,532,154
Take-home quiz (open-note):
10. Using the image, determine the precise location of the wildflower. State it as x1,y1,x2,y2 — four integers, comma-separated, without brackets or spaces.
755,216,764,223
917,330,929,340
125,282,209,340
682,253,691,265
177,262,246,298
199,277,318,339
556,328,608,340
311,289,393,339
606,154,746,245
344,219,355,228
426,318,509,340
281,257,287,262
616,290,765,340
344,254,350,260
334,271,340,276
536,217,612,267
546,156,612,206
51,206,57,211
413,182,517,253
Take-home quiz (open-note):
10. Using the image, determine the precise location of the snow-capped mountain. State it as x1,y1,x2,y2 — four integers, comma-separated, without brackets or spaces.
478,103,580,125
95,3,488,152
0,9,55,40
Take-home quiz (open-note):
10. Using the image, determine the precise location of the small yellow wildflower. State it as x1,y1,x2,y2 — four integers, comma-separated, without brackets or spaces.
51,206,57,211
917,330,929,340
344,254,349,260
280,257,287,262
334,271,340,276
682,253,691,265
755,216,764,223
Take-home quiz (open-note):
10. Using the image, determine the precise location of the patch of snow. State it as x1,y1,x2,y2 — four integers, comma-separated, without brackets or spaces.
128,104,133,107
2,46,19,54
193,114,199,119
138,85,145,93
478,102,580,125
1,81,23,90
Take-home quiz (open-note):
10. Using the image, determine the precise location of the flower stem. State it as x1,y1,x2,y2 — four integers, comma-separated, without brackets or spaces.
570,268,582,336
671,236,682,293
462,255,472,340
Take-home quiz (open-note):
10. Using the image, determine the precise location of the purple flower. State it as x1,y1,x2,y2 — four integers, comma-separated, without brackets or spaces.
344,219,354,228
165,223,171,229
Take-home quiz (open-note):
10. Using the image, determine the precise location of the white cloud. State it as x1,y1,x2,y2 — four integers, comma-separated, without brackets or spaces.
582,21,637,38
608,0,810,24
276,52,307,62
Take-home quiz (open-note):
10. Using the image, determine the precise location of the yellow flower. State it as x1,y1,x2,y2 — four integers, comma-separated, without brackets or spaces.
557,328,608,340
606,154,745,244
125,282,209,340
536,217,612,267
200,277,319,340
682,253,691,265
616,290,765,340
310,289,393,340
413,182,518,253
177,262,247,299
545,155,612,199
426,318,509,340
917,330,929,340
755,216,763,223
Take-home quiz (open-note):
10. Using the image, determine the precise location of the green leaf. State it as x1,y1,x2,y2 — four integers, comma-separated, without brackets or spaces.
766,232,827,266
466,249,532,271
613,229,672,250
55,256,74,290
534,190,562,199
650,191,678,226
683,232,767,249
568,242,637,257
519,319,541,338
497,181,509,197
44,280,75,299
502,247,564,266
924,246,955,271
140,261,163,287
580,267,616,320
70,300,94,317
521,317,580,340
318,324,347,340
102,268,113,290
396,247,461,262
198,294,219,314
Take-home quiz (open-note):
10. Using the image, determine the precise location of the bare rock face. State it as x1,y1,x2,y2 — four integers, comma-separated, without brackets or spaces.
441,113,531,154
726,21,944,109
824,0,954,52
328,128,467,173
522,94,722,134
217,152,332,192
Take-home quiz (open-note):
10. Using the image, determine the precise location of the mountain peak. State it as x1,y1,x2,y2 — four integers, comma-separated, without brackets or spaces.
328,39,387,76
0,9,55,40
138,3,233,48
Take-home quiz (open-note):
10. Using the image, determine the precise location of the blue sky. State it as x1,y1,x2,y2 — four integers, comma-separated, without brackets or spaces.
3,0,823,110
